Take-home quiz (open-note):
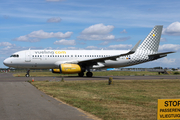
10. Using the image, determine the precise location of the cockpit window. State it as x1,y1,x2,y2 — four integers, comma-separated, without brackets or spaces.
10,54,19,57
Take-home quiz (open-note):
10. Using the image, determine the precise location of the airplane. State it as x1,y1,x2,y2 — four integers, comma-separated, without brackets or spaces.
3,25,175,77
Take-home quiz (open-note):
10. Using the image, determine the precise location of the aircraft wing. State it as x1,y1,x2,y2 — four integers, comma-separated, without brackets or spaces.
66,40,141,65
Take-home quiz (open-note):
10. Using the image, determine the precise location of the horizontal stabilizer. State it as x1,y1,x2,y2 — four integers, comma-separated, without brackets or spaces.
148,51,175,57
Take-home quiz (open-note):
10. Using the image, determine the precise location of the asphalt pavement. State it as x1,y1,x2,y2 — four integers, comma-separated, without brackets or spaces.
0,73,96,120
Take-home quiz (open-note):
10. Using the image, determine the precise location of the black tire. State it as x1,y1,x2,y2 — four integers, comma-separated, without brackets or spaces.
86,72,93,77
78,72,84,77
25,74,29,77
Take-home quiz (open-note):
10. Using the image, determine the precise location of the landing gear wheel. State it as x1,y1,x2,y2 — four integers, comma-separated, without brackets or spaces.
78,72,84,77
25,74,29,77
86,72,93,77
25,70,30,77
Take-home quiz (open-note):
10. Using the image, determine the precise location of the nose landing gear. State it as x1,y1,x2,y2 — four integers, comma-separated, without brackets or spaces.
25,70,30,77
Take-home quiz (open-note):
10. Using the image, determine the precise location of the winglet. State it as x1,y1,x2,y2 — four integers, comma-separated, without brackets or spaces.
129,40,141,54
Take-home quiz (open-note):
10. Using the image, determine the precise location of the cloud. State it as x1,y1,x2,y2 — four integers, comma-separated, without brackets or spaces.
1,46,41,56
99,41,109,45
0,45,24,55
13,36,40,42
78,34,115,40
116,37,131,41
27,30,72,39
81,23,114,35
147,57,178,68
77,42,86,45
159,57,176,64
159,44,180,52
60,47,81,50
13,30,73,42
77,23,115,40
0,42,13,46
160,38,167,42
162,22,180,36
86,46,98,49
54,39,76,45
47,17,61,23
120,29,127,34
44,47,53,50
66,47,78,50
108,44,132,50
3,15,10,19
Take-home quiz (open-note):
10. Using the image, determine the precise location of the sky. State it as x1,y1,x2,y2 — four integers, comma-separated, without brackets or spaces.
0,0,180,68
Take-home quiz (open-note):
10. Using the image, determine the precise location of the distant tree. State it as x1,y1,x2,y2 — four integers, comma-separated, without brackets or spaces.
172,68,177,71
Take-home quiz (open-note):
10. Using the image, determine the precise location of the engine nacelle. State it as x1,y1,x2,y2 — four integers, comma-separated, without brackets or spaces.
52,69,60,73
52,64,82,74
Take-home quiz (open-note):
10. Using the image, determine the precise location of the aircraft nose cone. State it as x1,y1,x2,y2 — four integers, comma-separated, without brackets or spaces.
3,59,10,66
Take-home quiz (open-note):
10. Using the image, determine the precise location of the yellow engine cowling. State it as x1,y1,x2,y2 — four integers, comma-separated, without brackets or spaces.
52,69,60,73
52,64,81,74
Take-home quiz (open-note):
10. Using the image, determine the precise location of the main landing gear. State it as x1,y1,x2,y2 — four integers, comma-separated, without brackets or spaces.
25,70,30,77
86,72,93,77
78,72,93,77
78,72,84,77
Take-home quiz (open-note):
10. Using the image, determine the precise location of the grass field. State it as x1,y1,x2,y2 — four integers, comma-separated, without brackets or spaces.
13,70,178,77
31,79,180,120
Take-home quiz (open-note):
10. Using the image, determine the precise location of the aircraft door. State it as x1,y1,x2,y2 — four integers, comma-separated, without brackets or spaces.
25,51,31,62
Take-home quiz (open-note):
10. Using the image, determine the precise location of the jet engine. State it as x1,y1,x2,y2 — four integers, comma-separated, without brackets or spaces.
52,64,82,74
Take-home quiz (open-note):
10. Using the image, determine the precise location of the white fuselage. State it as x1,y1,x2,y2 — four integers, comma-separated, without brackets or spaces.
3,49,137,69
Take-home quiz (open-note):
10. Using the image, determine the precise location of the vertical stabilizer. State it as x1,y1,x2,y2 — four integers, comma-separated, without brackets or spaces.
137,25,163,54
